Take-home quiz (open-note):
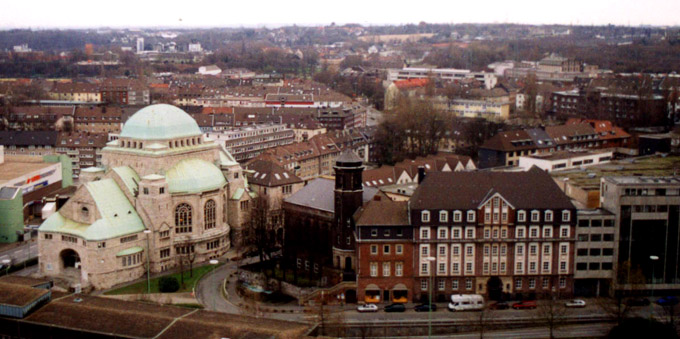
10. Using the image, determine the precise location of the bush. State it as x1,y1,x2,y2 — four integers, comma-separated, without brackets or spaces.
158,277,180,293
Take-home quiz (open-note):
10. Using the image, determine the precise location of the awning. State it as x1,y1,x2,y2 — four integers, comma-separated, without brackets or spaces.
392,283,408,291
116,246,144,257
365,284,380,291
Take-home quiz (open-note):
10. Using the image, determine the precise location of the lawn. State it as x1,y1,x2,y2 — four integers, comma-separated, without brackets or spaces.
104,264,221,295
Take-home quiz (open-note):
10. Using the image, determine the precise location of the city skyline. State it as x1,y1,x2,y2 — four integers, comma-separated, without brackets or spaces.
2,0,679,29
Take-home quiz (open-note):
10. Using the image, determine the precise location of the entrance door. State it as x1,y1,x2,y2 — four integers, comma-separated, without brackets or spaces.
383,290,390,303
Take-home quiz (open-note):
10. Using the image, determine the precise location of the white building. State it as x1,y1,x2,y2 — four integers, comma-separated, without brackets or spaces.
518,150,613,173
136,38,144,53
188,42,202,53
198,65,222,76
386,67,497,90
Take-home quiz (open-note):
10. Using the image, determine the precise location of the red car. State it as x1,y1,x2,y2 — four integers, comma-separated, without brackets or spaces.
512,300,537,310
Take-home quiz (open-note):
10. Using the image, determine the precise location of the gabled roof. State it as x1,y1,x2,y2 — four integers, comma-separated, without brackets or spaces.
354,199,409,226
39,178,145,241
480,130,536,152
410,167,574,211
246,159,302,187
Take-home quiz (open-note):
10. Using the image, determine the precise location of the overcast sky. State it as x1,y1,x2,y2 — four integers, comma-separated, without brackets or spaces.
2,0,678,29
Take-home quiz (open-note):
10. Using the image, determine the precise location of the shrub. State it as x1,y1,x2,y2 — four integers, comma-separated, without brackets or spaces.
158,276,180,293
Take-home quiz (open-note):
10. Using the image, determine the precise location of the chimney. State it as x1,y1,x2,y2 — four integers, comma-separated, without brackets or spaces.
418,166,426,184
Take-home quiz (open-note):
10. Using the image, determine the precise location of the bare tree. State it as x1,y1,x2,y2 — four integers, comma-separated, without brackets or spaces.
535,296,569,339
466,306,496,339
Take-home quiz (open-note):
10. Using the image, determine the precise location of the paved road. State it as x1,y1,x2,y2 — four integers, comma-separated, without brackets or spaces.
0,241,38,266
445,323,614,338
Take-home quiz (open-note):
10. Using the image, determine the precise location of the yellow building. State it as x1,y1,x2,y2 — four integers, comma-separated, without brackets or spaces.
450,98,510,121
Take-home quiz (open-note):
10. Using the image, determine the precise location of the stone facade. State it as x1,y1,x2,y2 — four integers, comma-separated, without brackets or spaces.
38,104,251,290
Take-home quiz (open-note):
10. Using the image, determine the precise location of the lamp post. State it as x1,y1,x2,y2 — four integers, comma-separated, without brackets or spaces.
210,259,219,311
649,255,659,320
425,256,436,339
143,230,151,294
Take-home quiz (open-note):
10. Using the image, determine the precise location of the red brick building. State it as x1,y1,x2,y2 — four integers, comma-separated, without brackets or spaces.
355,198,413,303
409,168,577,302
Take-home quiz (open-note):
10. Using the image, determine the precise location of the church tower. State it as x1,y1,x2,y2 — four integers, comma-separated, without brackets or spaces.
332,149,364,272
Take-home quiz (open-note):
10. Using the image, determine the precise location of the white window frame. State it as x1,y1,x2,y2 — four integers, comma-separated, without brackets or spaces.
517,210,526,222
439,210,448,222
562,210,571,222
396,244,403,255
421,210,431,222
452,227,462,239
465,227,475,239
370,245,378,255
560,226,570,238
420,227,430,239
543,226,553,238
531,210,540,222
383,262,391,277
545,210,553,222
529,226,539,238
516,226,526,238
467,210,476,222
453,211,462,222
396,262,403,276
438,227,448,239
370,262,377,277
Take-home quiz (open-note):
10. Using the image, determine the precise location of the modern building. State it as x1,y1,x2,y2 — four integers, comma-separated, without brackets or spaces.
38,104,251,290
518,149,613,173
55,132,109,179
205,124,295,162
449,98,510,121
386,67,497,90
574,209,616,297
600,176,680,294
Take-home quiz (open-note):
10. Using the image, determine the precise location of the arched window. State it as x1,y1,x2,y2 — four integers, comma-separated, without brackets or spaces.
169,142,173,148
204,200,216,229
175,203,192,233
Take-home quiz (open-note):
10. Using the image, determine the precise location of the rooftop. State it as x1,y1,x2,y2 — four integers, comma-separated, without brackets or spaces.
551,155,680,190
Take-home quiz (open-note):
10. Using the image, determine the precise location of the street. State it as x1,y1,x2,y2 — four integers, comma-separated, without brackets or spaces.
0,240,38,267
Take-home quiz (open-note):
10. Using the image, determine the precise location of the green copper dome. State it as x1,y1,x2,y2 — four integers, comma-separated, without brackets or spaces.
120,104,202,140
166,159,226,194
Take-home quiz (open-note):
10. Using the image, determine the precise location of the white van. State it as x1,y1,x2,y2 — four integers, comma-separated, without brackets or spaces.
448,294,485,311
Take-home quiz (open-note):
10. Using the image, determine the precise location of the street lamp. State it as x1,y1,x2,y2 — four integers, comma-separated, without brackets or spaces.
210,259,219,311
425,256,436,339
649,255,659,320
143,230,151,294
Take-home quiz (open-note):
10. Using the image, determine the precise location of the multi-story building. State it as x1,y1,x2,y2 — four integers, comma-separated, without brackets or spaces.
600,176,680,294
73,106,127,134
518,149,613,173
55,132,108,178
478,119,630,168
449,98,510,121
408,168,576,302
355,198,413,303
99,79,150,106
2,106,75,131
48,83,101,103
205,124,295,162
574,209,616,296
0,131,58,157
386,67,497,90
550,89,666,126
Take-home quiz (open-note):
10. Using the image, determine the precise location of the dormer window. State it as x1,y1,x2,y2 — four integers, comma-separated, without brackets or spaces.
421,210,431,223
81,206,89,218
453,211,462,222
439,211,448,222
531,210,540,222
562,210,571,222
517,211,527,222
545,210,553,222
467,210,476,222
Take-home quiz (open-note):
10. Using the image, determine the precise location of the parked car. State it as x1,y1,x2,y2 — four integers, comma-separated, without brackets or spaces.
384,303,406,312
448,294,485,311
356,304,378,312
625,298,650,307
489,301,510,310
656,296,680,307
512,300,537,310
414,303,437,312
565,299,587,308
